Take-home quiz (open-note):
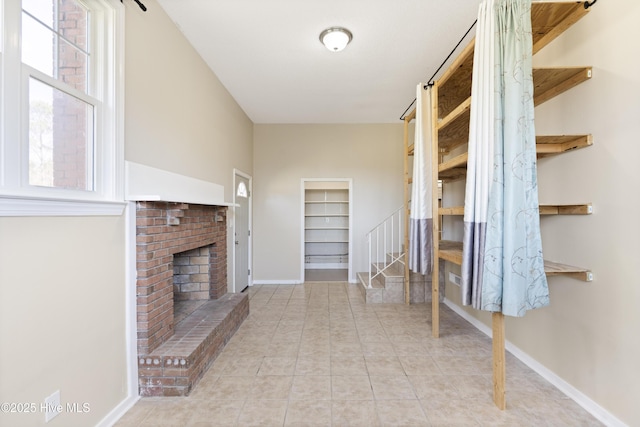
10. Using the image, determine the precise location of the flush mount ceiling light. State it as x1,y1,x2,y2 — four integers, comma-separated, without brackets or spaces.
319,27,353,52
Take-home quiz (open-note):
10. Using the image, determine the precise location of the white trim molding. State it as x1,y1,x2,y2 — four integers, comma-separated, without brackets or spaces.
443,298,627,427
0,195,126,216
126,161,234,206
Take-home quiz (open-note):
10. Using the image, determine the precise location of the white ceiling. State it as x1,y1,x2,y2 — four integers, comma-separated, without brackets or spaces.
156,0,480,124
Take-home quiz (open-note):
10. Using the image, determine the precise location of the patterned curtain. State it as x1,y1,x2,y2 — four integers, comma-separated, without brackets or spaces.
461,0,549,317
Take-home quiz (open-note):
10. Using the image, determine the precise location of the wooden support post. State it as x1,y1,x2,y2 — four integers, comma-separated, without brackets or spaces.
431,84,440,338
492,312,506,410
403,114,412,305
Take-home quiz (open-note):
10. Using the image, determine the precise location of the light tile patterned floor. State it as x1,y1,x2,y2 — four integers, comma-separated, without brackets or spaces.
115,282,603,426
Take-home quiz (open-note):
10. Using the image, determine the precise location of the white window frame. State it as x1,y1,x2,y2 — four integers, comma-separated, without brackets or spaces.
0,0,125,216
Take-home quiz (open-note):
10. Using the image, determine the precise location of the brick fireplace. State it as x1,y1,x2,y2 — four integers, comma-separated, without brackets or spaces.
134,201,248,396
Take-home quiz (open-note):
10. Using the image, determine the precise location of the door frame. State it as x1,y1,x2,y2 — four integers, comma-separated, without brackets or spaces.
232,169,252,292
300,178,353,283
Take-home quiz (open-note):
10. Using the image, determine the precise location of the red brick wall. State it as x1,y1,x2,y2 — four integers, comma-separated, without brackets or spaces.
136,202,227,355
52,0,89,190
173,247,212,301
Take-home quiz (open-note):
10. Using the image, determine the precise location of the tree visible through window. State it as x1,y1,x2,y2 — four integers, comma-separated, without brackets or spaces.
1,0,121,206
22,0,94,190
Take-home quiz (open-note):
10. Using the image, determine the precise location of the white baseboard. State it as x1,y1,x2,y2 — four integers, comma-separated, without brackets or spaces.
443,298,627,427
96,395,140,427
252,279,303,285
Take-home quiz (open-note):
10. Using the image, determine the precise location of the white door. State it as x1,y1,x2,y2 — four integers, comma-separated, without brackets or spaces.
234,173,251,293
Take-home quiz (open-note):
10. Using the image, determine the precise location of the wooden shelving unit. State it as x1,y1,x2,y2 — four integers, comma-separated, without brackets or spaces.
403,1,594,411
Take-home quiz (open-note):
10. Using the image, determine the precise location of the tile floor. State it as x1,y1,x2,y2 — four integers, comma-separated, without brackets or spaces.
115,282,603,426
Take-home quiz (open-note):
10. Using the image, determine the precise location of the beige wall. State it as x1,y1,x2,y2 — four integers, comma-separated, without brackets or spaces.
444,0,640,424
0,216,127,426
125,0,254,295
0,1,255,426
253,124,403,283
125,0,253,201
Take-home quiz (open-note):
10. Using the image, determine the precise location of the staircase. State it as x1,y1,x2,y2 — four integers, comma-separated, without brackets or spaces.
357,253,406,303
357,206,407,304
357,206,440,304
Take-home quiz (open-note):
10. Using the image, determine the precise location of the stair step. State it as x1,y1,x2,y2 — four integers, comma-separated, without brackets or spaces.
356,272,384,288
387,252,406,265
373,262,404,279
356,270,404,304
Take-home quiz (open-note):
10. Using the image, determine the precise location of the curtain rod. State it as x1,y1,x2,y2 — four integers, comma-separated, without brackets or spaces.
121,0,147,12
399,0,598,121
399,19,477,121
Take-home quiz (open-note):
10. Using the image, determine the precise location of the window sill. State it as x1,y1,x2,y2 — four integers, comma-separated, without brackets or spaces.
0,194,126,217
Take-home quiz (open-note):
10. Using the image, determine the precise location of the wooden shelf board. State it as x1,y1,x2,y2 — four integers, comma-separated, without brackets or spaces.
439,152,468,172
437,240,592,281
438,97,471,132
305,214,348,217
439,240,463,265
531,2,591,54
439,168,467,182
438,100,471,153
433,2,590,122
439,206,465,216
438,204,592,216
544,260,593,281
438,40,475,119
539,204,593,215
534,67,592,107
405,108,417,122
536,135,593,157
439,152,469,181
437,67,591,154
437,135,592,178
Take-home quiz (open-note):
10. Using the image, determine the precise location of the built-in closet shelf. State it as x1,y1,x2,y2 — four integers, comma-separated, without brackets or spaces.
438,203,592,216
439,240,592,281
439,134,593,181
305,201,349,204
304,187,350,269
305,227,349,230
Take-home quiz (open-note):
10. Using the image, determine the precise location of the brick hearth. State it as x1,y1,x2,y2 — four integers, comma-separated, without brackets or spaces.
138,293,248,396
134,201,248,396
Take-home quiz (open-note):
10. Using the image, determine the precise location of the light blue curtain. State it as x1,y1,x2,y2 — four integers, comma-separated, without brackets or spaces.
409,84,433,275
461,0,549,317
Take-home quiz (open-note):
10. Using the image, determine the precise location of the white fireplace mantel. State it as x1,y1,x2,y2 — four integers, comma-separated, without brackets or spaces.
125,161,234,206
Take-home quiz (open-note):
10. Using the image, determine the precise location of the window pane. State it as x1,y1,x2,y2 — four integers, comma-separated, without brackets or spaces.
22,0,55,29
22,0,89,93
29,78,94,191
22,13,55,77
